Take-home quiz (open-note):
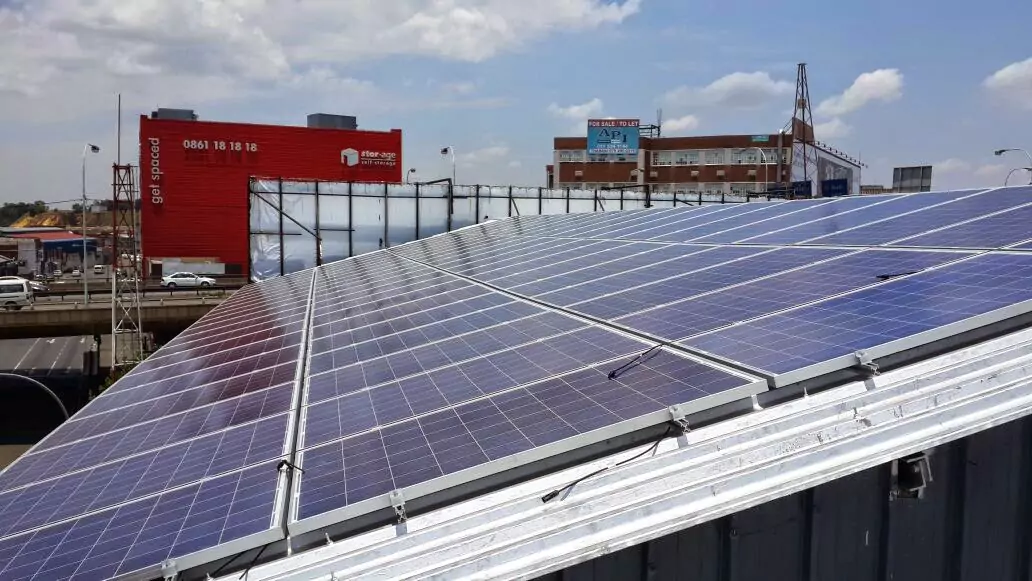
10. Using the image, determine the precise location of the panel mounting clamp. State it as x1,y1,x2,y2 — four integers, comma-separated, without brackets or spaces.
161,559,178,581
854,350,880,377
668,405,690,433
389,489,407,523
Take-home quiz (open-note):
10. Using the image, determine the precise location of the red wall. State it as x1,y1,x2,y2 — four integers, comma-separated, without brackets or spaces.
139,116,402,275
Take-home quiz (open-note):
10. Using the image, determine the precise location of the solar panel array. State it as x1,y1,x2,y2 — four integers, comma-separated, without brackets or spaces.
4,186,1032,580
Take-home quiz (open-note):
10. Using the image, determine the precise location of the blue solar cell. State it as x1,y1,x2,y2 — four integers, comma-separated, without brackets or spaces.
649,200,832,242
0,463,279,581
107,345,299,395
307,301,542,374
295,350,754,520
302,326,647,448
683,252,1032,378
890,202,1032,248
618,202,783,241
483,242,648,287
32,382,293,452
305,313,593,405
577,205,731,240
691,195,897,243
741,190,982,244
536,245,765,307
310,284,494,340
618,249,970,340
570,247,848,320
511,244,714,297
809,188,1032,246
0,414,287,537
0,413,288,494
76,361,296,418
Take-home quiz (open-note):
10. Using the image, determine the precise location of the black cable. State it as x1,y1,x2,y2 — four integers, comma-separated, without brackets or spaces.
276,462,303,474
876,270,920,281
239,543,270,579
607,344,663,380
542,426,673,503
210,548,247,577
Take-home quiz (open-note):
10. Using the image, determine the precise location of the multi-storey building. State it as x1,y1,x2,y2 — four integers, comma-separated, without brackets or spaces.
548,133,793,196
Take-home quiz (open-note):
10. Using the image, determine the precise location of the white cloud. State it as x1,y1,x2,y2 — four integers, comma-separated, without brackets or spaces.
814,118,852,140
662,114,700,135
508,160,522,168
984,57,1032,109
661,72,793,110
0,0,640,123
934,158,972,174
816,69,904,117
975,163,1007,178
457,145,511,167
547,98,604,120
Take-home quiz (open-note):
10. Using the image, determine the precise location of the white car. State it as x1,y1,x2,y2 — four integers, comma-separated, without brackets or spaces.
161,272,216,288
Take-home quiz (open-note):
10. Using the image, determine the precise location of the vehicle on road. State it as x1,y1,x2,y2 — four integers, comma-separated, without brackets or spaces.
0,276,46,293
71,269,81,277
0,278,32,310
161,272,217,288
93,265,105,275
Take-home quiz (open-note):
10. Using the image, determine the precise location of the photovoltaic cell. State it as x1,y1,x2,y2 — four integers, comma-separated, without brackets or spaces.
690,195,898,244
683,252,1032,379
740,189,983,244
808,188,1030,246
617,249,970,341
295,350,757,521
889,201,1032,249
568,247,848,320
0,463,279,581
648,200,831,242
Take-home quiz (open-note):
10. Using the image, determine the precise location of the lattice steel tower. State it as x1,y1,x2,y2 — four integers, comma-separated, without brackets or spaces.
111,163,144,366
789,62,818,196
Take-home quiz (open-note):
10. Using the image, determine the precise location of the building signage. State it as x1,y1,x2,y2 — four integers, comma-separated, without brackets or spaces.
341,148,398,167
147,137,164,205
587,118,640,155
751,135,770,143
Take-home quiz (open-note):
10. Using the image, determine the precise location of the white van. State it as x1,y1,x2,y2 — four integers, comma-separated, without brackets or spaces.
0,279,32,310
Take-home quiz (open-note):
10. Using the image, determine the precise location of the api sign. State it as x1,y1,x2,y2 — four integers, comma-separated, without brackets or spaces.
587,119,640,155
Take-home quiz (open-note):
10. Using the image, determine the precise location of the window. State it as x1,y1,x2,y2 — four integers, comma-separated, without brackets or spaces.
763,148,779,164
652,151,673,166
731,149,761,164
730,183,755,195
0,283,23,294
703,149,725,165
674,150,700,165
558,150,585,162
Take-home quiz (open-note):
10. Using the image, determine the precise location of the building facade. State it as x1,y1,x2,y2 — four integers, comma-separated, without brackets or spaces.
139,111,402,277
551,134,793,197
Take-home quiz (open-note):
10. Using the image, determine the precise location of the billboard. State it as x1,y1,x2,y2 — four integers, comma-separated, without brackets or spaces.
139,115,402,275
893,166,933,193
587,119,640,155
822,179,849,197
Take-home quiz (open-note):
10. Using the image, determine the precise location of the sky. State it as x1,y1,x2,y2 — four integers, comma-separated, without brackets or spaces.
0,0,1031,206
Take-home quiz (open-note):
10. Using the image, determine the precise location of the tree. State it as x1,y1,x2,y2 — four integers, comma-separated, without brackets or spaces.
71,203,83,213
0,201,49,227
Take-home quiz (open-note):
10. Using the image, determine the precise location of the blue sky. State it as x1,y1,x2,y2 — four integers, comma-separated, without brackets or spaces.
1,0,1031,204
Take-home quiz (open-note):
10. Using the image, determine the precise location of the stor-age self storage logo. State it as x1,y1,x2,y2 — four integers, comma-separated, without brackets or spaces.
341,148,397,167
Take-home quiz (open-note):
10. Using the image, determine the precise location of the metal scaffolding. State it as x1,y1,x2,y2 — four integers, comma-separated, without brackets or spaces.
111,163,144,366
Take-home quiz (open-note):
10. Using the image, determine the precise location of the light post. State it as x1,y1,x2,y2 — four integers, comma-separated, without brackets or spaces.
81,143,100,306
406,168,417,184
750,147,769,193
1004,167,1032,186
440,146,456,185
995,149,1032,185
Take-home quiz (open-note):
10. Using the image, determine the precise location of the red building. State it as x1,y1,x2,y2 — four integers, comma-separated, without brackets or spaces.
139,110,402,276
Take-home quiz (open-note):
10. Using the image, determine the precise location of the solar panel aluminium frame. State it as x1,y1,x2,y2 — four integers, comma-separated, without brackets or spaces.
685,251,1032,390
285,259,768,541
103,274,318,581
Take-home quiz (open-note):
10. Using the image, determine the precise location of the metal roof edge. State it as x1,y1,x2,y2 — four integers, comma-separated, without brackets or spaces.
216,326,1032,581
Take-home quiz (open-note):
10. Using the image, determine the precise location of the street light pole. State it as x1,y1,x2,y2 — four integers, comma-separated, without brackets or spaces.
406,168,417,184
750,147,769,194
81,144,100,306
441,146,456,185
1004,167,1032,186
995,149,1032,185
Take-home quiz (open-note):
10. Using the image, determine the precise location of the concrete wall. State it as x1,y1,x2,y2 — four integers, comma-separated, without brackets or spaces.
535,414,1032,581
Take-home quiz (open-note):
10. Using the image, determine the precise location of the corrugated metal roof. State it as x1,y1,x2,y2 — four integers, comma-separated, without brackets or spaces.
218,326,1032,581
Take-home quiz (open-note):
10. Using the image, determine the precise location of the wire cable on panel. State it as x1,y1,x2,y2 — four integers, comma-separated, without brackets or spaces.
542,426,674,503
607,344,663,380
876,270,921,281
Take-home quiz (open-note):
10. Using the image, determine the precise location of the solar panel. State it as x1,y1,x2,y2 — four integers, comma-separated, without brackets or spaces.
805,187,1028,246
4,187,1032,580
739,189,985,245
682,252,1032,386
616,249,972,341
